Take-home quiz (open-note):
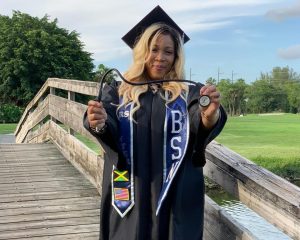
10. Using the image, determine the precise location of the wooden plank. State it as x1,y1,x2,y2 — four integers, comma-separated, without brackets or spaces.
48,95,101,146
0,209,100,224
0,179,93,191
0,152,63,158
0,196,100,211
48,122,104,193
0,216,99,232
0,223,99,240
0,189,99,203
0,143,58,150
0,168,81,178
0,200,99,217
0,175,90,184
0,162,74,170
48,78,99,96
0,185,96,195
23,232,99,240
0,165,81,173
0,159,72,168
15,97,49,143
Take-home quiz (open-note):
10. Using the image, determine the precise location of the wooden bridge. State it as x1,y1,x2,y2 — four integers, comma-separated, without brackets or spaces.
1,78,299,239
0,144,100,239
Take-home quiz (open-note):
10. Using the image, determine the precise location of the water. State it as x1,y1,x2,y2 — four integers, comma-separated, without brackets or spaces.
221,200,292,240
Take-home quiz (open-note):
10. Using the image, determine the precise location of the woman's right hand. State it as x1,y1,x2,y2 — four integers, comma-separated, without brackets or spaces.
87,100,107,130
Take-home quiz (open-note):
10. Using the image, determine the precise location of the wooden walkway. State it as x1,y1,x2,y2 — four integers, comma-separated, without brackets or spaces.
0,143,100,240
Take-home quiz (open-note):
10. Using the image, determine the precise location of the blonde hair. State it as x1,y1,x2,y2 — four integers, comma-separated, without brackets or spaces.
119,23,188,118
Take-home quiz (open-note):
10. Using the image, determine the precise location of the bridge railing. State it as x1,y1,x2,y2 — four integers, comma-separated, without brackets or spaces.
15,78,300,240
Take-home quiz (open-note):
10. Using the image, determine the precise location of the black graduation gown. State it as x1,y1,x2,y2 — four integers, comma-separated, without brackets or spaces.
83,80,227,240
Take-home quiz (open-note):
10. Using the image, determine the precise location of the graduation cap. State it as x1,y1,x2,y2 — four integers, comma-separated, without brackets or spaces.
122,5,190,48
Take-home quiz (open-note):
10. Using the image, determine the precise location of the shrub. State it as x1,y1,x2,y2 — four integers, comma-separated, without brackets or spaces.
0,104,24,123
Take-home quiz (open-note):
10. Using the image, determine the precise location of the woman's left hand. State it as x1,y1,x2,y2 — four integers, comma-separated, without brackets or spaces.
199,85,221,129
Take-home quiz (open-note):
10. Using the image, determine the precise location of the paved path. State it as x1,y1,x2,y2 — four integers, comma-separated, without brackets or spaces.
0,134,15,144
0,143,100,239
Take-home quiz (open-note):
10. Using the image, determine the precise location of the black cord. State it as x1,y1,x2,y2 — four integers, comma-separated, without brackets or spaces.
97,68,199,101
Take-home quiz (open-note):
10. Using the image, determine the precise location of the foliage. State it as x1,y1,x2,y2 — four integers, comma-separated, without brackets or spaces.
0,11,94,107
285,81,300,113
217,78,247,116
206,77,217,85
246,79,285,113
0,104,24,123
216,66,300,115
93,64,117,84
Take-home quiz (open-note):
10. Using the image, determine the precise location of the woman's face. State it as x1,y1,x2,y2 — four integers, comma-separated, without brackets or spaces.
145,34,175,80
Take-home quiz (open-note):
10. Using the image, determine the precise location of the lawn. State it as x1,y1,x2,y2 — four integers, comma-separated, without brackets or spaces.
216,113,300,181
0,123,17,134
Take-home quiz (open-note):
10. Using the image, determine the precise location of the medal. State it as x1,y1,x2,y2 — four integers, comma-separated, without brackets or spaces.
199,95,211,107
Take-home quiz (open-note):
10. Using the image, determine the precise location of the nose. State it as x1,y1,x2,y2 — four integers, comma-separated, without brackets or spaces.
155,51,165,62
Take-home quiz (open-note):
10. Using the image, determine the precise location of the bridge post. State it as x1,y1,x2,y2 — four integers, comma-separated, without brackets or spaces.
50,87,57,123
68,91,75,136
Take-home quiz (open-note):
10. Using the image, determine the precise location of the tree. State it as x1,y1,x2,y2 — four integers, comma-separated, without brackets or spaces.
217,78,247,116
217,79,232,115
0,11,94,106
258,66,299,113
232,79,247,115
93,64,117,84
285,80,300,113
246,79,283,113
206,77,217,85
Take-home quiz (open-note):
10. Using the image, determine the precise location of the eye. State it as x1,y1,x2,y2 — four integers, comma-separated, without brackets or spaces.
165,50,173,55
151,48,158,53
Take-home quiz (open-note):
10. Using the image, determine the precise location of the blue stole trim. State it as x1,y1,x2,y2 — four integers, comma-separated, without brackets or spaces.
111,101,134,217
112,93,189,217
156,93,189,215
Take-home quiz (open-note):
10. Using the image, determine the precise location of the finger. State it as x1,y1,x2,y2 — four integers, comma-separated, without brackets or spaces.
205,85,217,95
200,85,210,95
89,119,106,129
88,100,102,107
210,91,221,99
88,110,107,122
87,102,104,115
88,106,106,116
200,85,216,96
88,111,107,126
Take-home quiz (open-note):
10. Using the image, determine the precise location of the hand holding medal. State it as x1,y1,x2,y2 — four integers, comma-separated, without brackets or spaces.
199,84,221,129
87,100,107,134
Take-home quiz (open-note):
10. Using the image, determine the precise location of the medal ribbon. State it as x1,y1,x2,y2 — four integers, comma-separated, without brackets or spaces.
111,101,134,217
156,94,189,215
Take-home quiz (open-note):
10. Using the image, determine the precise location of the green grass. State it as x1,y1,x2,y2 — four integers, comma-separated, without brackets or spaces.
216,113,300,181
0,123,17,134
75,133,101,154
58,124,100,154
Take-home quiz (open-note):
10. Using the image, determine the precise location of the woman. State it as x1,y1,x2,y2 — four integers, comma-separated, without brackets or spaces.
84,6,226,240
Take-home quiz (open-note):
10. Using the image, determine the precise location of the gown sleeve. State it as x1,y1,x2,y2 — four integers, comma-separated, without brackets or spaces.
187,83,227,167
83,80,120,163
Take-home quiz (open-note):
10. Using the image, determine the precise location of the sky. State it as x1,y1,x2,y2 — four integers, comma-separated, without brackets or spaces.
1,0,300,83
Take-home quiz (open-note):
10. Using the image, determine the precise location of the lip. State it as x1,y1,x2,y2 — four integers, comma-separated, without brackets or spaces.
153,65,166,71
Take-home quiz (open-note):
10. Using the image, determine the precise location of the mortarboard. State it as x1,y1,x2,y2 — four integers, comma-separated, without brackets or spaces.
122,5,190,48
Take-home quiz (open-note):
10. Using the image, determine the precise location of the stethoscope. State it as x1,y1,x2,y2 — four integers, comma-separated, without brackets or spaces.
98,68,211,107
